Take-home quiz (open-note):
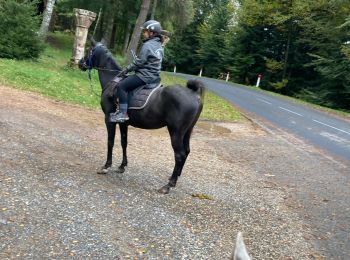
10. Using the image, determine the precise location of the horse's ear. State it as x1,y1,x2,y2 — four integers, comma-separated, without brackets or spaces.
90,36,97,46
100,38,107,46
232,232,251,260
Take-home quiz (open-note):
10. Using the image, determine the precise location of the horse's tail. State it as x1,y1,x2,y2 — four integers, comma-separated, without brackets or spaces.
186,79,205,100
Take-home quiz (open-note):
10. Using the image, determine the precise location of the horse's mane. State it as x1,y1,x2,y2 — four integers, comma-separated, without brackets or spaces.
107,52,122,71
95,43,122,71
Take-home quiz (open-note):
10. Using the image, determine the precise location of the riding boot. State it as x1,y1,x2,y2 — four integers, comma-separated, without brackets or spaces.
110,103,129,123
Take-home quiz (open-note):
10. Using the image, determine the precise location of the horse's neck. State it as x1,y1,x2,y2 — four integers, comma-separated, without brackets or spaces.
98,71,118,90
97,56,121,90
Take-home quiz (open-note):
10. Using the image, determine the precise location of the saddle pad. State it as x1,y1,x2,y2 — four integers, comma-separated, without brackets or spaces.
128,84,161,110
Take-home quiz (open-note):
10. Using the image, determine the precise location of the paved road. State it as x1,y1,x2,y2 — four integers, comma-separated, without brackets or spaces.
178,73,350,162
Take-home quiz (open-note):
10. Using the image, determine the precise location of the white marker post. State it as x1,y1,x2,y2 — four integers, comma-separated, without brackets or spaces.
173,65,176,74
256,74,262,87
199,68,203,77
225,72,230,82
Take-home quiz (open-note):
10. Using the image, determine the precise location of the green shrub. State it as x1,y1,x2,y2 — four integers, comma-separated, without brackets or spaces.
0,0,44,59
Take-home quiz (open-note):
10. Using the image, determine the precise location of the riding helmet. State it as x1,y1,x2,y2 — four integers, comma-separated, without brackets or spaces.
141,20,162,34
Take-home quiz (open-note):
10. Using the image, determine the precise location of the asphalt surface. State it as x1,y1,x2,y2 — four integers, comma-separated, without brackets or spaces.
178,73,350,162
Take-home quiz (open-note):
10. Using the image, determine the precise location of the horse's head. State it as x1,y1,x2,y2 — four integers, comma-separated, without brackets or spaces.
78,39,107,71
78,38,121,72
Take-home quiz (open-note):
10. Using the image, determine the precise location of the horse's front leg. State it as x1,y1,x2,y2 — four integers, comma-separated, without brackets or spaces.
97,117,116,174
116,122,128,173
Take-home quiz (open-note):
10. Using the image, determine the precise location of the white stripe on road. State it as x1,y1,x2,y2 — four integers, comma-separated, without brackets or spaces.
278,106,303,117
313,119,350,136
256,98,272,105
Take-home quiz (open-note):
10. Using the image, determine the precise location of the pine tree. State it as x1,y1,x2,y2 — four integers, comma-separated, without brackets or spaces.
0,0,44,59
165,0,227,75
196,0,235,77
300,2,350,110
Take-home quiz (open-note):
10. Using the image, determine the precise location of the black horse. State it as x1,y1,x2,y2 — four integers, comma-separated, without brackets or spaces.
79,40,205,194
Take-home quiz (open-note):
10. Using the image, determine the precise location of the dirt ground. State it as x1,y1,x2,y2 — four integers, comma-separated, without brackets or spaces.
0,85,349,259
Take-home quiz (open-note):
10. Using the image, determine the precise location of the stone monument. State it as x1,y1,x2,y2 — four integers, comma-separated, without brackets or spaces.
72,9,96,64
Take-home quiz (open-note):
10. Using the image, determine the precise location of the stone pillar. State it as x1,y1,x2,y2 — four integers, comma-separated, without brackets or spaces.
72,9,96,64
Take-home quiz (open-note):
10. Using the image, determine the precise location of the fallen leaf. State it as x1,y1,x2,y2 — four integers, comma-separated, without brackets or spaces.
309,252,324,260
137,248,147,254
191,193,213,200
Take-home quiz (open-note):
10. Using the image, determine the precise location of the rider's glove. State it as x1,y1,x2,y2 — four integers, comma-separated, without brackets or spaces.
126,63,135,72
117,68,128,78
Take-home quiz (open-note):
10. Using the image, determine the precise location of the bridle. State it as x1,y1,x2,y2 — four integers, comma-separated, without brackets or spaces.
85,45,121,72
83,44,121,97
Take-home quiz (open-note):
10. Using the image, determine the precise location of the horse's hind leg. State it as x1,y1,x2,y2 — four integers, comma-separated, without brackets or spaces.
116,123,128,173
183,127,193,159
158,128,187,194
98,117,116,174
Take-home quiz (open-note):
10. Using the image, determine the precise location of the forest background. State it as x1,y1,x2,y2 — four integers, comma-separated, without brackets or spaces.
1,0,350,111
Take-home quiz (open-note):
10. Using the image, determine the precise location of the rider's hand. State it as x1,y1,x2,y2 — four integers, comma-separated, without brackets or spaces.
117,68,128,77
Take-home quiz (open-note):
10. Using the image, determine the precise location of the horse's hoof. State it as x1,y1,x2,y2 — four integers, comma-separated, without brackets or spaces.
158,185,171,194
115,167,125,174
97,167,110,174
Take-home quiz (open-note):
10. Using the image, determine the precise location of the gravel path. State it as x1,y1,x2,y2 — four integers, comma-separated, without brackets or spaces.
1,85,346,259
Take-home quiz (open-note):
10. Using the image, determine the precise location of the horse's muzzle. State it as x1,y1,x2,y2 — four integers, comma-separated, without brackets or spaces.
78,58,88,71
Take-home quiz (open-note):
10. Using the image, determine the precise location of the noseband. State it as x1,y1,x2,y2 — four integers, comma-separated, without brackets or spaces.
85,44,101,71
85,44,119,72
85,44,119,80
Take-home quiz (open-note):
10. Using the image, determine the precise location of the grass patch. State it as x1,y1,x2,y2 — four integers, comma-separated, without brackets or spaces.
0,32,240,122
0,47,102,108
162,73,241,121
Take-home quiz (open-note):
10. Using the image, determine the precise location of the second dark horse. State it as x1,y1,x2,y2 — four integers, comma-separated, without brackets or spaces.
79,40,205,194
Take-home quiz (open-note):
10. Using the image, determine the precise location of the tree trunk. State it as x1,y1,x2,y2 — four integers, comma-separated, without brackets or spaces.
150,0,158,20
123,23,132,54
282,20,292,80
126,0,152,63
102,16,115,47
110,22,117,49
38,0,56,38
102,0,117,47
282,0,293,80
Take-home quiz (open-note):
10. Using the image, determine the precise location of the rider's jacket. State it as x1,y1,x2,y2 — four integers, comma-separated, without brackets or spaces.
126,37,164,84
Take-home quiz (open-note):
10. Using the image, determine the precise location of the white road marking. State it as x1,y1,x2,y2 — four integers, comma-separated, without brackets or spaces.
278,106,303,117
319,132,349,143
257,98,272,105
313,119,350,136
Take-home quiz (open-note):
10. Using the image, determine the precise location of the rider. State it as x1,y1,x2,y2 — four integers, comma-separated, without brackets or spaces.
110,20,164,123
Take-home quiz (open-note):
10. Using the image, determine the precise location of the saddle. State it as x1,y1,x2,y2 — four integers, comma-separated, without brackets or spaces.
105,77,162,110
128,83,161,110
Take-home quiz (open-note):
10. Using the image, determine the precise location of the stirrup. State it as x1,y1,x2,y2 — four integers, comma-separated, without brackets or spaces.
110,111,129,123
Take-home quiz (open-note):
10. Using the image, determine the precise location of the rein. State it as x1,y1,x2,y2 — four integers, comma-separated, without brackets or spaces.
86,46,120,97
87,69,101,97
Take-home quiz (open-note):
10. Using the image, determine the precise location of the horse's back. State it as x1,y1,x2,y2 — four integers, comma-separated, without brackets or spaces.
151,84,203,128
128,84,203,130
162,85,202,112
